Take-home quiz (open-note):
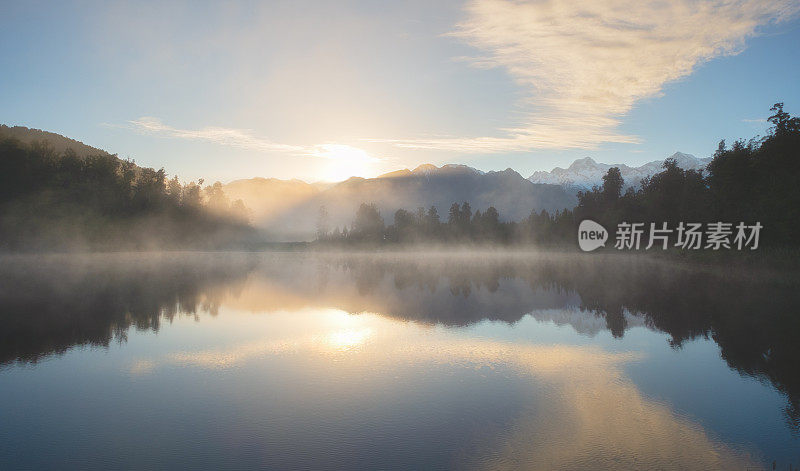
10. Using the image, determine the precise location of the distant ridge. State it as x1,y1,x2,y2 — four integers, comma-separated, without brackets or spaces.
528,152,712,193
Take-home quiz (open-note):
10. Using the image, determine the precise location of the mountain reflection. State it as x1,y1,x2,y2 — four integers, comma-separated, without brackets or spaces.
1,251,798,429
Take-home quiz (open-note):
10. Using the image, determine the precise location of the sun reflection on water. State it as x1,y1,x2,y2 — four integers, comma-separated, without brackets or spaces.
122,305,761,469
324,327,373,351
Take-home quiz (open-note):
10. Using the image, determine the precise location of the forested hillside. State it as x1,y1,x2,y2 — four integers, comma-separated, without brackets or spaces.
0,128,255,251
573,103,800,248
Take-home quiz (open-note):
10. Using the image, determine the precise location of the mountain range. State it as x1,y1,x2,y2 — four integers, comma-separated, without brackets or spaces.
224,164,576,241
528,152,711,192
2,124,710,242
228,154,713,240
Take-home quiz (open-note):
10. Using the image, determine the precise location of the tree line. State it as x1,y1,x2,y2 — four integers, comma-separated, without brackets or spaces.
0,137,254,250
316,201,575,245
317,103,800,249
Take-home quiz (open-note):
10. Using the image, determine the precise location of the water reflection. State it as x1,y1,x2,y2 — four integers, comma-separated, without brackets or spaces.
122,309,756,469
0,252,798,469
0,252,256,365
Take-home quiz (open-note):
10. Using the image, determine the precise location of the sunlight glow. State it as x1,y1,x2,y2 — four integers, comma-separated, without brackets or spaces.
312,144,379,182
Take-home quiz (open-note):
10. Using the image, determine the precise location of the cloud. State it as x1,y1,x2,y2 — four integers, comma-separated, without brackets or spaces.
380,0,799,152
127,117,380,162
129,117,308,154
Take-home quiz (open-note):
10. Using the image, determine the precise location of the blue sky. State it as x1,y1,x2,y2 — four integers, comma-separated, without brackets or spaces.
1,0,799,183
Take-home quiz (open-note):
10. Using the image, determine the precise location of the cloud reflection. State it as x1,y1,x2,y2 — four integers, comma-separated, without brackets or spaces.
130,308,757,469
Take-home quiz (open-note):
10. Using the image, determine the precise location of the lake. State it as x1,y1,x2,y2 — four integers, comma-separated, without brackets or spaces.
0,252,798,470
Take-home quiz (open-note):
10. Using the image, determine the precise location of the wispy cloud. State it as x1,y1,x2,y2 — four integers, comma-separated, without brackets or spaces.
378,0,799,152
126,117,380,162
129,117,307,154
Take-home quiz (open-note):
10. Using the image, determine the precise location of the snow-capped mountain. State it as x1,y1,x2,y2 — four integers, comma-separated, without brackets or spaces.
528,152,711,192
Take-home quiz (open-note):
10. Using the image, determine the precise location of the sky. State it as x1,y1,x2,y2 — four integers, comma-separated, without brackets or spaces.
1,0,800,183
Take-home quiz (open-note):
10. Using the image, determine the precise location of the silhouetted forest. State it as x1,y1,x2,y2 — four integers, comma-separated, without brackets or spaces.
320,103,800,249
573,103,800,247
0,136,255,250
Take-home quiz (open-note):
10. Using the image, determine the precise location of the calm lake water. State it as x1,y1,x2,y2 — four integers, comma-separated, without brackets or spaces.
0,252,798,470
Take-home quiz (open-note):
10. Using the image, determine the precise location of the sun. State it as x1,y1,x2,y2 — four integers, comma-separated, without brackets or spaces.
314,144,379,182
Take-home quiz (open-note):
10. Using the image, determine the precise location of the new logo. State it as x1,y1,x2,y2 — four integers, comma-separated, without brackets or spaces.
578,220,608,252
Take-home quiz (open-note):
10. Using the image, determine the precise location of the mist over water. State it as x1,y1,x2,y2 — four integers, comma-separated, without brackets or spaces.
0,251,798,469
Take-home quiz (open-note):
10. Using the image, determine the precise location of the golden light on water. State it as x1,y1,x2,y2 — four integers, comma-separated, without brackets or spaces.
124,305,758,469
325,327,373,351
